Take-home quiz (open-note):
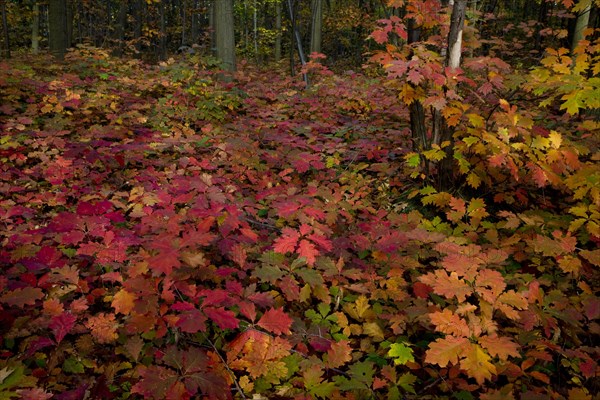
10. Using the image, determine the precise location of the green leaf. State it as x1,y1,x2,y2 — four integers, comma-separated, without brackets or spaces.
388,343,415,365
405,152,421,168
462,136,479,147
63,357,85,374
397,373,417,394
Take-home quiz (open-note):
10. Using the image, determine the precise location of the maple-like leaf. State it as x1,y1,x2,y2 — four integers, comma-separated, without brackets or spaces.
112,289,136,315
257,307,292,335
162,346,230,400
429,309,470,337
326,339,353,368
204,307,239,330
131,365,181,400
272,227,299,254
229,333,292,378
370,28,389,44
388,342,415,365
0,287,44,307
297,239,319,265
477,334,520,361
147,239,181,276
49,312,77,344
85,313,119,344
407,69,424,85
419,270,472,302
425,336,470,367
459,344,497,384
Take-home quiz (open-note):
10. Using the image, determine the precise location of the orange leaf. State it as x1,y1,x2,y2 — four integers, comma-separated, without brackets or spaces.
425,336,470,367
85,313,119,344
429,309,470,337
478,334,520,361
257,307,293,335
420,270,472,302
326,340,353,368
112,289,136,315
459,344,497,384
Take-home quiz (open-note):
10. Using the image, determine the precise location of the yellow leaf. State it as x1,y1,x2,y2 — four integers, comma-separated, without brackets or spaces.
558,255,582,275
363,322,385,341
460,344,497,384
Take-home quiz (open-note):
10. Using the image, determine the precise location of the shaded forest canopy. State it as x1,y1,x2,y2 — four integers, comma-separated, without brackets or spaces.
0,1,599,399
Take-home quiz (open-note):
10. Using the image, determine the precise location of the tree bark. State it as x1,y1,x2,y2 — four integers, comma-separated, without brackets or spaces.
275,0,282,62
215,0,236,72
32,0,40,54
447,0,467,69
310,0,323,54
158,0,167,60
1,0,10,58
571,0,591,52
49,0,68,60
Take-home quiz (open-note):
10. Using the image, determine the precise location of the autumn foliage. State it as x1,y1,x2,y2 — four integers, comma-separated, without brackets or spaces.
1,4,600,400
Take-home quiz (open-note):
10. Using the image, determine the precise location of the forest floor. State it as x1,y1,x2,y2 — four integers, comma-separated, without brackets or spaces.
0,51,598,399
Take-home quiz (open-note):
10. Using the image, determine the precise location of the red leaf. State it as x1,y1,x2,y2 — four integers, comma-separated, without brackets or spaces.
297,239,318,266
407,69,424,85
272,228,299,254
0,287,44,307
49,312,77,344
413,282,433,299
257,307,293,335
204,307,239,330
148,239,181,275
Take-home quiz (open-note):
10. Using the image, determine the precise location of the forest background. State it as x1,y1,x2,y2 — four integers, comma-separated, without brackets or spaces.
0,0,599,399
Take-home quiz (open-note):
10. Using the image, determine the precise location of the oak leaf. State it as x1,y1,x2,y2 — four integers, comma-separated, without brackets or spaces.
425,336,470,367
112,289,136,315
326,339,353,368
429,309,470,337
478,334,520,361
419,270,472,302
49,312,77,344
0,287,44,307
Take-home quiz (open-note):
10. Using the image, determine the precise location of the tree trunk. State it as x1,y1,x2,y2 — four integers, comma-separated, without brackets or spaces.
310,0,323,55
32,0,40,54
1,0,10,58
407,18,426,151
49,0,68,60
571,0,591,52
215,0,236,72
275,0,282,62
158,0,167,60
447,0,467,69
115,1,127,57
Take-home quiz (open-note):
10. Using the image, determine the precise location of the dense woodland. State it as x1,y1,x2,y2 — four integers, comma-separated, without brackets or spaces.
0,0,599,399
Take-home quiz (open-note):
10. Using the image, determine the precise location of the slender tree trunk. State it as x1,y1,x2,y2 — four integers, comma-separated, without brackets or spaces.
571,0,591,52
253,0,259,62
1,0,9,58
181,0,187,46
286,0,309,85
158,0,167,60
275,0,282,62
447,0,467,69
115,1,127,57
32,0,40,54
215,0,236,72
66,0,73,48
407,18,426,151
310,0,323,54
209,0,215,55
134,0,143,55
49,0,67,60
